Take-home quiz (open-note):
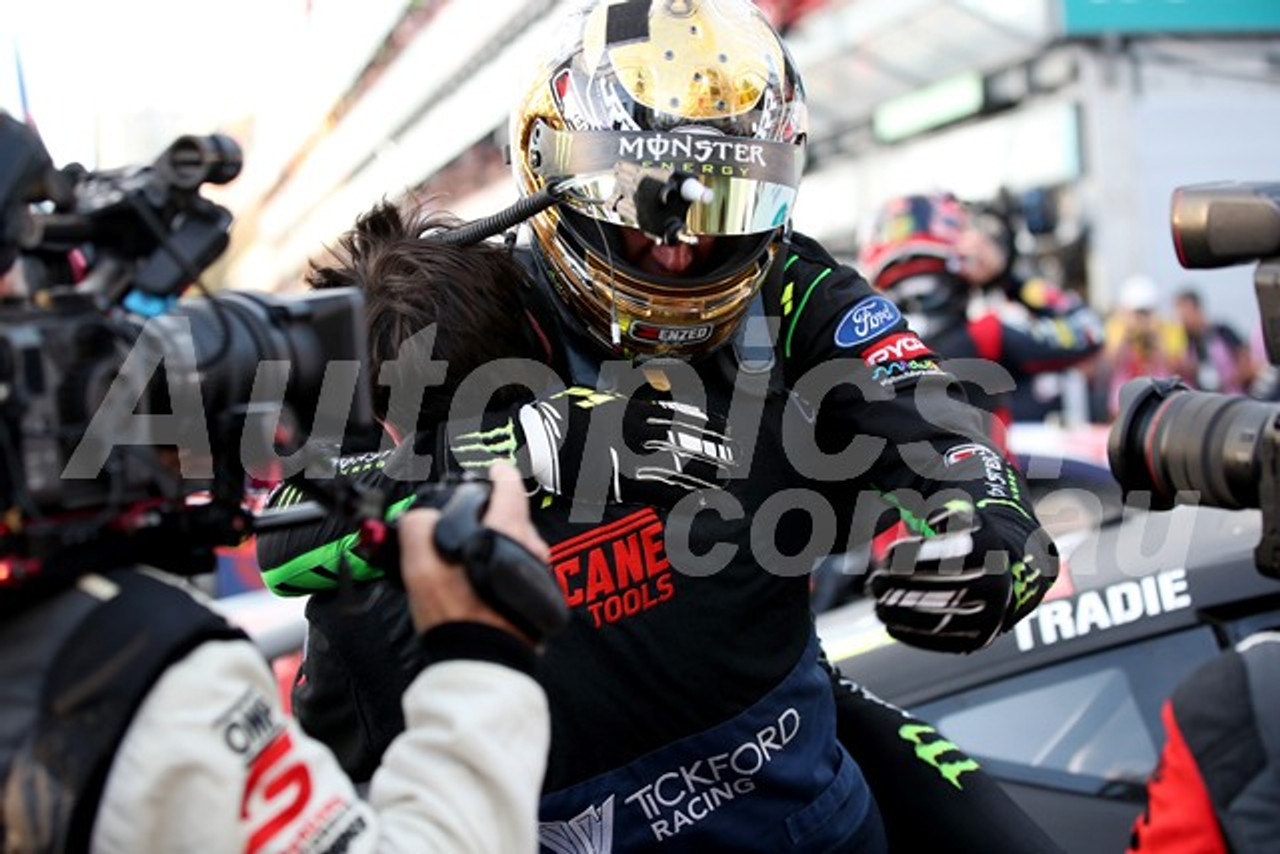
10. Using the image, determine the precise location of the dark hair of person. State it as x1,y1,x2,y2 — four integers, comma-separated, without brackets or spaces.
308,198,543,433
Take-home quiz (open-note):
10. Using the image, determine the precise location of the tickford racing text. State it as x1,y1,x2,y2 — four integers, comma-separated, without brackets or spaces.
624,708,801,842
1013,568,1192,651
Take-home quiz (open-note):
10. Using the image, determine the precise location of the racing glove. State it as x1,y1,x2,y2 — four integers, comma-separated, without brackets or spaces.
445,387,738,506
867,500,1057,654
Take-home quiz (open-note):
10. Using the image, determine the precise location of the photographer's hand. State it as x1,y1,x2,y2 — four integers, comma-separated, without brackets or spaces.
398,463,550,641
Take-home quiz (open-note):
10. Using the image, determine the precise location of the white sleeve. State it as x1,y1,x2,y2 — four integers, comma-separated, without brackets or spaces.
92,638,548,854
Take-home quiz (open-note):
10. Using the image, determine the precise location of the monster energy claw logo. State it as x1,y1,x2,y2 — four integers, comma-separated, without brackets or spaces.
898,724,980,790
1011,556,1043,611
451,419,520,469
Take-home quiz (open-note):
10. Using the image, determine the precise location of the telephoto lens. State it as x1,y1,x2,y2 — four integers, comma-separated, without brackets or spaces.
131,288,372,469
1109,377,1280,510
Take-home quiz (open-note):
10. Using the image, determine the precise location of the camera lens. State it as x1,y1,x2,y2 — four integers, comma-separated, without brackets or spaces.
134,288,371,455
160,134,243,190
1109,377,1278,510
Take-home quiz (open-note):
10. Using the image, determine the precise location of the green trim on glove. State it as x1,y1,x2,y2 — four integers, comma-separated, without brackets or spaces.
261,532,378,595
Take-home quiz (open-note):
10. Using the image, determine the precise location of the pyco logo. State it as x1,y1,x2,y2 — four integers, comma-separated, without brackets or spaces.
629,322,713,345
862,333,931,366
834,297,901,348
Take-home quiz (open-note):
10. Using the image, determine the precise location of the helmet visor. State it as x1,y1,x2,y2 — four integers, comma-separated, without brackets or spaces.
529,121,803,236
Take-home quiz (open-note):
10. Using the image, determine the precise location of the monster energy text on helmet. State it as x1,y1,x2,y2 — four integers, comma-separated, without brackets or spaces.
511,0,808,360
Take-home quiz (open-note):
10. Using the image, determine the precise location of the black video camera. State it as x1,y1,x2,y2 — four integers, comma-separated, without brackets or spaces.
1109,182,1280,578
0,115,568,640
0,113,371,593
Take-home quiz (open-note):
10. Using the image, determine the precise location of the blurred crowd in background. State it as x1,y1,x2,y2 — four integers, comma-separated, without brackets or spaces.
863,192,1274,427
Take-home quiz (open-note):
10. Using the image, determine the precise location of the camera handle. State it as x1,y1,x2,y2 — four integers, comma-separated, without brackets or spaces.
1254,258,1280,579
352,482,568,643
1255,258,1280,367
1257,420,1280,580
254,473,568,644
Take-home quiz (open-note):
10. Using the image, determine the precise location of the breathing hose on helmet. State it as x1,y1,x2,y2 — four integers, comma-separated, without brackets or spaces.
430,182,568,247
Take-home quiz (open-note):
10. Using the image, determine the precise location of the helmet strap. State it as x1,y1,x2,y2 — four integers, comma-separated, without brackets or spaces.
576,210,624,347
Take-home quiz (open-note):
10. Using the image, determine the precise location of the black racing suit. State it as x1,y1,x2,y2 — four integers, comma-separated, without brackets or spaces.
259,233,1059,853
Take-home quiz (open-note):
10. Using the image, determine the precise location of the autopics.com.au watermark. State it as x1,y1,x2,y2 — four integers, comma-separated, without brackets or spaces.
60,321,1228,579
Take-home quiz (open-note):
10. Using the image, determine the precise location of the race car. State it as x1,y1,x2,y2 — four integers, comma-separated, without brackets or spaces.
818,502,1280,853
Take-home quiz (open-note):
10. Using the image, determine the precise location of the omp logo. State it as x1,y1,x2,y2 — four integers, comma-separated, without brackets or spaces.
551,509,675,628
862,333,932,366
898,724,980,790
834,297,901,348
629,321,713,345
540,797,616,854
218,690,283,757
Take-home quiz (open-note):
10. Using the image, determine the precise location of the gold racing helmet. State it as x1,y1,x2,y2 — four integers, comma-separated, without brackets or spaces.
510,0,808,359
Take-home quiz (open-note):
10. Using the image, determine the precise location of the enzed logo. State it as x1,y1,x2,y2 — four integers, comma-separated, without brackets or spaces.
834,296,901,348
862,333,931,366
629,321,713,345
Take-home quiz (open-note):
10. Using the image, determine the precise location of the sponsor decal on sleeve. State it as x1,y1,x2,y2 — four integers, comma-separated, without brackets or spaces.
870,359,943,387
218,689,365,854
861,332,933,366
943,443,996,467
942,442,1016,502
833,296,901,349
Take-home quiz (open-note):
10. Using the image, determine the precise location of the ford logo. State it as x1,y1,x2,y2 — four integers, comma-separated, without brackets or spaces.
833,297,902,348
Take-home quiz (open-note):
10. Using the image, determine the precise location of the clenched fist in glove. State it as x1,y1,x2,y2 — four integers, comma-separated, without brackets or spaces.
446,387,738,507
867,500,1058,654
